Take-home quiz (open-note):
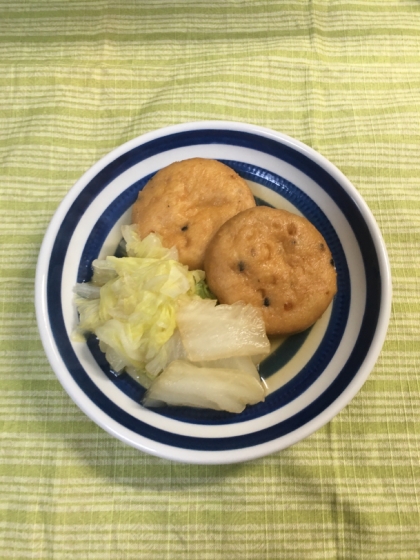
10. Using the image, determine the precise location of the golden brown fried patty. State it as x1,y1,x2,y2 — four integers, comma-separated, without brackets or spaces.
204,206,337,335
132,158,256,270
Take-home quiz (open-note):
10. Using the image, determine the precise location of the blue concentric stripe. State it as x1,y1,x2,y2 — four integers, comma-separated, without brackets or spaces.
47,128,381,451
77,174,153,283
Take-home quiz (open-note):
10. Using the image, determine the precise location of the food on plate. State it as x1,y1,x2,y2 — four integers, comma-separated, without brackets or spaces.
176,298,270,362
73,224,268,412
75,161,338,413
204,206,337,336
143,359,266,414
131,157,256,270
73,225,205,382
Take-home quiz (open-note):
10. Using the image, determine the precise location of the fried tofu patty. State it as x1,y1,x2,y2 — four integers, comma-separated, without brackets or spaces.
204,206,337,335
132,158,256,270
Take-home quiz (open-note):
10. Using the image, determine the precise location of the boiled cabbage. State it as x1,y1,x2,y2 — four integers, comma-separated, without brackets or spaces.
74,225,269,413
143,359,266,413
74,228,206,379
176,299,270,362
196,356,261,381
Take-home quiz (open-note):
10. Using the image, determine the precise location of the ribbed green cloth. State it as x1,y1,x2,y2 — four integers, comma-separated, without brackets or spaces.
1,1,419,558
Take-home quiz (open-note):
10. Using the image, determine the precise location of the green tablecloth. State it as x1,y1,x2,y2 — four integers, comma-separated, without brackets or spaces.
1,1,419,558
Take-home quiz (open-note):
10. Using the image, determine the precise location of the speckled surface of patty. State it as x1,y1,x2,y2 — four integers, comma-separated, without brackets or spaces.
132,158,256,270
204,206,337,335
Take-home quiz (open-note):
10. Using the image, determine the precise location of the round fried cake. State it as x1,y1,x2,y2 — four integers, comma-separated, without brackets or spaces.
132,158,256,270
204,206,337,335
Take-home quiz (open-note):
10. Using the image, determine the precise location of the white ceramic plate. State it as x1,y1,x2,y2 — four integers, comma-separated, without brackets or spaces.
35,121,392,464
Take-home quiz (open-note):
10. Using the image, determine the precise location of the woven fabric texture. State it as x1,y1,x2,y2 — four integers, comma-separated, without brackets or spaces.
1,1,419,558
